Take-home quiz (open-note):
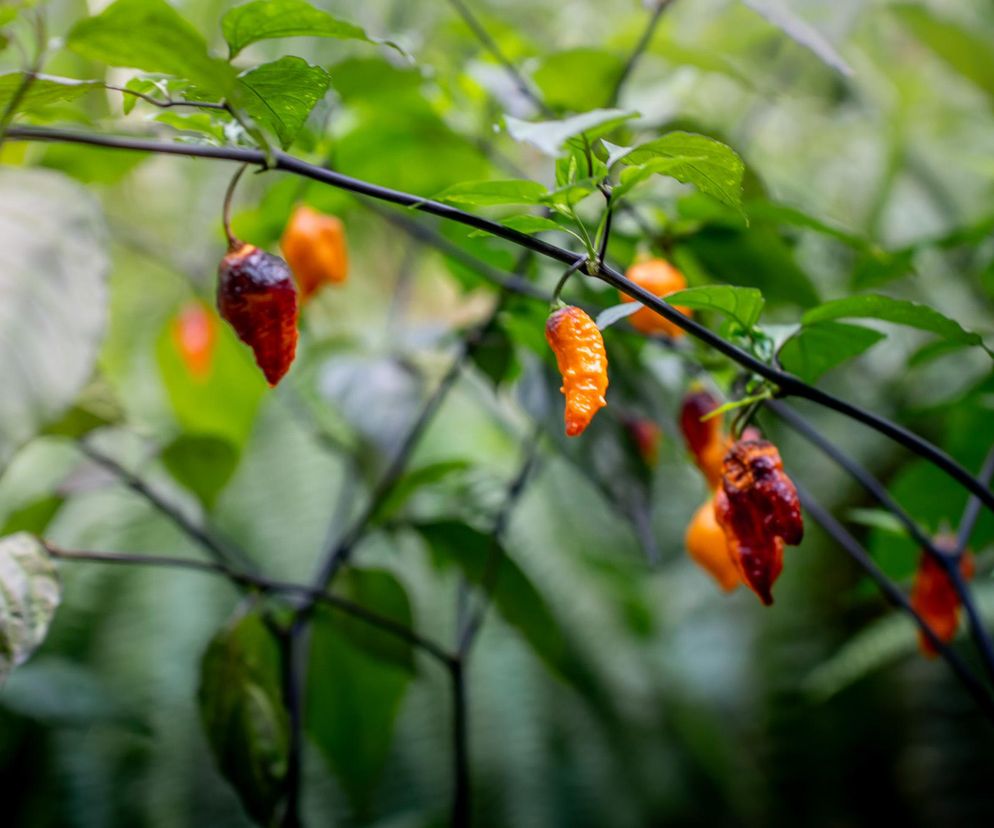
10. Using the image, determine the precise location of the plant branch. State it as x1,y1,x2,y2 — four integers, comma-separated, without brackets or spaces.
794,485,994,722
956,445,994,556
450,659,471,827
8,125,994,518
608,0,674,104
106,84,229,111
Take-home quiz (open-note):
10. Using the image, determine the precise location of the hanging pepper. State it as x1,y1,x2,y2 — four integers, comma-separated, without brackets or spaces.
171,301,217,381
910,540,975,658
545,305,608,437
686,497,741,592
217,242,299,386
620,257,691,337
714,439,803,605
624,416,663,467
280,204,349,300
680,388,726,487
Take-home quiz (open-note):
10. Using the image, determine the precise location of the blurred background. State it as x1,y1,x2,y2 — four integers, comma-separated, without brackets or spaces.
2,0,994,825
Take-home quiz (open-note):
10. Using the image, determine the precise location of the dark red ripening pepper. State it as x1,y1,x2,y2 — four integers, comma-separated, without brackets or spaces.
624,416,663,467
910,539,975,658
680,388,726,487
217,242,299,386
714,439,803,605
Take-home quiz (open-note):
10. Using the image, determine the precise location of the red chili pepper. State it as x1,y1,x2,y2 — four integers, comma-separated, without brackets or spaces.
910,541,975,658
714,439,803,605
217,243,299,386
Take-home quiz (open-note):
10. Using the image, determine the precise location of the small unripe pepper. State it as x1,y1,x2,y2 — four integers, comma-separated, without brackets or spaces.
280,204,349,300
217,242,299,386
171,301,217,381
621,257,691,337
545,305,608,437
714,439,803,605
685,497,740,592
910,540,974,658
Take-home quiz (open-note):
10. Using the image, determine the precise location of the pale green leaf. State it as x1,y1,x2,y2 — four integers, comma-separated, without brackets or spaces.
505,109,637,156
0,533,60,682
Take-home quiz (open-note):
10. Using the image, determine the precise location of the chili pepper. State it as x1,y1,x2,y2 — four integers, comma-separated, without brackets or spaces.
624,416,662,467
280,204,349,300
680,389,725,486
910,540,975,658
545,305,608,437
714,439,803,605
620,257,691,337
171,301,217,381
217,242,299,386
685,497,741,592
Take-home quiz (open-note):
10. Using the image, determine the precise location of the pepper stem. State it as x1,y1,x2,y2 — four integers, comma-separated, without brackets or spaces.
222,163,250,250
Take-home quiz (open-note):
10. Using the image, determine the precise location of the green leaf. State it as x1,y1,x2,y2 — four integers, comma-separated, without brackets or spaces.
0,169,109,468
892,4,994,100
850,247,916,290
333,568,417,674
532,48,625,111
595,302,641,331
234,57,331,149
434,179,548,206
741,0,853,77
0,496,63,537
618,131,745,211
0,73,100,114
372,460,470,523
160,435,240,509
0,533,61,682
470,323,517,385
67,0,236,95
778,321,886,382
468,214,569,238
801,294,989,352
222,0,386,58
663,285,765,329
307,604,410,810
199,609,288,826
505,108,637,156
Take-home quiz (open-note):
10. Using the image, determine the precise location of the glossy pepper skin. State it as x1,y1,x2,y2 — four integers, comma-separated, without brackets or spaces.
621,257,691,337
680,389,725,487
217,243,299,386
171,301,217,381
686,497,741,592
714,439,803,605
910,543,975,658
280,204,349,300
545,305,608,437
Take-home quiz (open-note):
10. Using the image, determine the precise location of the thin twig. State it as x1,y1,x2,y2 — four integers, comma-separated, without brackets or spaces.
106,84,228,111
794,485,994,722
450,660,471,827
8,126,994,516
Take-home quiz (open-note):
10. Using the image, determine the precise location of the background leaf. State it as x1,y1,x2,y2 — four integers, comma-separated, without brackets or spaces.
160,435,239,509
505,109,637,156
0,533,61,682
740,0,853,77
0,74,100,114
778,321,886,382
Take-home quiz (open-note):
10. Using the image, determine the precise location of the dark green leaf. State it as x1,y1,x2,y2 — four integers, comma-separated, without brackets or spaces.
234,57,332,149
222,0,387,58
532,48,625,111
333,568,417,674
67,0,237,95
802,294,988,351
0,497,63,536
778,321,886,382
307,605,410,810
198,609,288,826
470,323,516,385
892,4,994,100
0,533,61,682
619,131,745,211
160,435,239,509
434,178,548,206
850,247,916,290
505,109,637,156
0,73,100,114
372,461,470,523
663,285,765,329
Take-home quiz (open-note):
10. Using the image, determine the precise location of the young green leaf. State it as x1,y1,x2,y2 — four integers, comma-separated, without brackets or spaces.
67,0,237,95
0,73,100,114
434,178,549,206
233,57,332,149
618,132,745,211
222,0,389,58
801,294,990,352
0,533,61,682
663,285,765,329
505,108,638,156
199,609,288,826
778,321,886,382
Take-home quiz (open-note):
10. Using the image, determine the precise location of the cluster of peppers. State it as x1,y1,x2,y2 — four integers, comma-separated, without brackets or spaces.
173,205,349,386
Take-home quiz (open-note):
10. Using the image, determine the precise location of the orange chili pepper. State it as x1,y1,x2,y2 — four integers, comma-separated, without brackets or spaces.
714,439,803,605
620,257,691,337
545,305,608,437
910,541,975,658
217,242,299,386
170,301,217,381
685,497,741,592
280,204,349,300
